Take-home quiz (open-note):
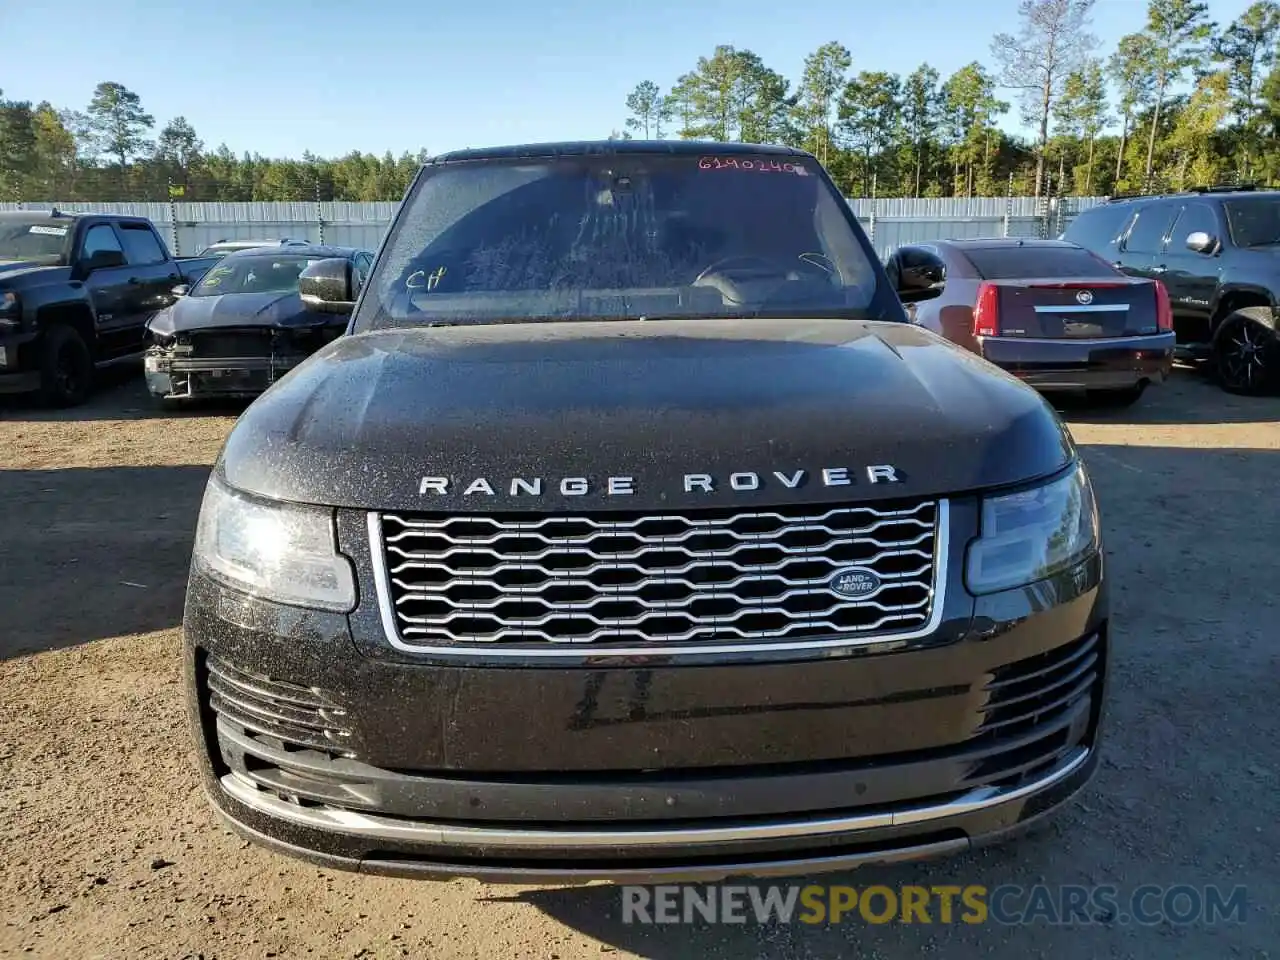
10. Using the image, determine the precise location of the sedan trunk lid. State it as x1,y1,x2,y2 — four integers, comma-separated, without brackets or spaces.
977,277,1164,339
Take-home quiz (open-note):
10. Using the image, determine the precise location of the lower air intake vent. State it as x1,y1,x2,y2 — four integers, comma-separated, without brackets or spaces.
205,655,353,756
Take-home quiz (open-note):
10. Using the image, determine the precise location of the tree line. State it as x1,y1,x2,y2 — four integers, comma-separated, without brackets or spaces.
1,0,1274,203
0,81,428,203
614,0,1280,199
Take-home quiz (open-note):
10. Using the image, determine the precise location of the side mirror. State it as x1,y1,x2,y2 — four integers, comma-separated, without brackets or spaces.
299,258,356,314
1185,231,1217,255
83,248,126,272
890,251,946,304
171,284,189,298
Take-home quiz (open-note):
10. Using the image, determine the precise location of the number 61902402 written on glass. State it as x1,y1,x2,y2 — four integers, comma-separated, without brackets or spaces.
697,156,809,175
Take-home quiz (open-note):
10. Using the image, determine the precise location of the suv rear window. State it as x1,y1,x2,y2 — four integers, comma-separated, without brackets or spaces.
363,153,880,329
118,223,168,265
960,245,1117,280
1063,205,1133,253
1223,197,1280,247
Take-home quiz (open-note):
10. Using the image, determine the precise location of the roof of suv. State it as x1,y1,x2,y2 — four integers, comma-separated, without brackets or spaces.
220,243,360,260
1101,187,1280,205
0,209,149,224
205,239,304,248
429,139,812,164
930,237,1083,250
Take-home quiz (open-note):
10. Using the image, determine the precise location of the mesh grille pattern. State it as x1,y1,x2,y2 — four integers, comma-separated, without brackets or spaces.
377,499,941,649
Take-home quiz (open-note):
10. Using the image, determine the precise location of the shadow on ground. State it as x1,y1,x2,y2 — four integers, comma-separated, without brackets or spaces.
0,464,213,659
1054,367,1280,426
0,366,252,423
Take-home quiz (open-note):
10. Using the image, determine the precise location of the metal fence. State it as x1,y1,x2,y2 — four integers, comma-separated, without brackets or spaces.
851,196,1107,258
0,196,1108,259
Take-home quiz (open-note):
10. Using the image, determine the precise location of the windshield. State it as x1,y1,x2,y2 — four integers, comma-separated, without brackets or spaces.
0,219,72,265
1223,198,1280,247
963,245,1119,279
360,153,879,329
191,254,323,297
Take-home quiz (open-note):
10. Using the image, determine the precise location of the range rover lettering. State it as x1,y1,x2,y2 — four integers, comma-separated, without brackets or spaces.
417,465,904,497
183,140,1109,883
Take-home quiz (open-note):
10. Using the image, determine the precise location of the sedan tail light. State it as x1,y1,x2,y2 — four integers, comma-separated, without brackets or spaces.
973,282,1000,337
1153,279,1174,332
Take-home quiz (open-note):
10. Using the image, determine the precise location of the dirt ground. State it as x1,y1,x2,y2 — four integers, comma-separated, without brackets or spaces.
1,368,1278,960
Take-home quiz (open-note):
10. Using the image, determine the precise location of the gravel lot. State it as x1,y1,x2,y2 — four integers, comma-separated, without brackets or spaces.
2,369,1278,959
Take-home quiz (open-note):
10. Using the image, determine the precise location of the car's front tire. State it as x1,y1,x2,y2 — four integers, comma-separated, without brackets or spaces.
1213,307,1279,395
38,324,94,408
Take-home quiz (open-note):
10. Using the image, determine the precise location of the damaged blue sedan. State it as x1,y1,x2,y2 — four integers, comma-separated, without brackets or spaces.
144,243,373,402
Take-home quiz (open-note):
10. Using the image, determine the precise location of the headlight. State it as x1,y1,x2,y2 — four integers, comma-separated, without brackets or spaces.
965,463,1100,595
0,291,18,329
193,473,356,612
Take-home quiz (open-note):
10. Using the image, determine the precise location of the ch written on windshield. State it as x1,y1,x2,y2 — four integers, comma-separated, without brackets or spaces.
362,151,885,328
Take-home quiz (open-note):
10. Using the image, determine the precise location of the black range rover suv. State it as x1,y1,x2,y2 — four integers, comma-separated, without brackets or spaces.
184,140,1109,883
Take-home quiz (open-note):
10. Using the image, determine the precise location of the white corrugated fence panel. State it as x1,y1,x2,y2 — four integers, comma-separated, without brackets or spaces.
0,197,1109,256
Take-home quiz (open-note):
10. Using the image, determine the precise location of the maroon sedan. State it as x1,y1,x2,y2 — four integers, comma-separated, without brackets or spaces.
886,238,1175,406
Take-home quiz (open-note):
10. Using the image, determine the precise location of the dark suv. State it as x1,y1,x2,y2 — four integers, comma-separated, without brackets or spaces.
1063,186,1280,394
184,140,1108,883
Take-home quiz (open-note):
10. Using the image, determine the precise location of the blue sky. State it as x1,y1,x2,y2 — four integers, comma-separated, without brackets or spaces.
0,0,1256,159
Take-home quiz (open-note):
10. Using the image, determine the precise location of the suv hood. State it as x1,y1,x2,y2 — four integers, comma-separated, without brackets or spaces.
148,290,339,335
220,317,1076,512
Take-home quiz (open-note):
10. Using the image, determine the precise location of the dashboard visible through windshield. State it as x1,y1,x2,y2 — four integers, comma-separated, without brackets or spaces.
191,255,323,297
362,154,879,329
0,219,71,264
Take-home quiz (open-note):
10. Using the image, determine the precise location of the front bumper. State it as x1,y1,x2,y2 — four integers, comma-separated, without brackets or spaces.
145,349,308,400
979,331,1175,391
183,492,1110,882
0,333,40,395
213,746,1094,883
0,370,41,394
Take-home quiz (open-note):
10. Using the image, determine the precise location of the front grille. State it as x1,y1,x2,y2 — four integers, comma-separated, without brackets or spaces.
376,498,941,649
186,369,271,394
185,329,273,358
205,655,354,756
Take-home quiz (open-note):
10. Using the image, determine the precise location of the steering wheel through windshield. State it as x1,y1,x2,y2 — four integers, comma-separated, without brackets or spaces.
692,253,837,305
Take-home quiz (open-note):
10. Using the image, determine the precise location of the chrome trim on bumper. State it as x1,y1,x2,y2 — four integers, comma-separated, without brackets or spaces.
978,333,1168,346
220,744,1088,850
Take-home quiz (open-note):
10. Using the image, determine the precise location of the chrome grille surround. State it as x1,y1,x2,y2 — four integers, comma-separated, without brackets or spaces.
369,498,948,658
